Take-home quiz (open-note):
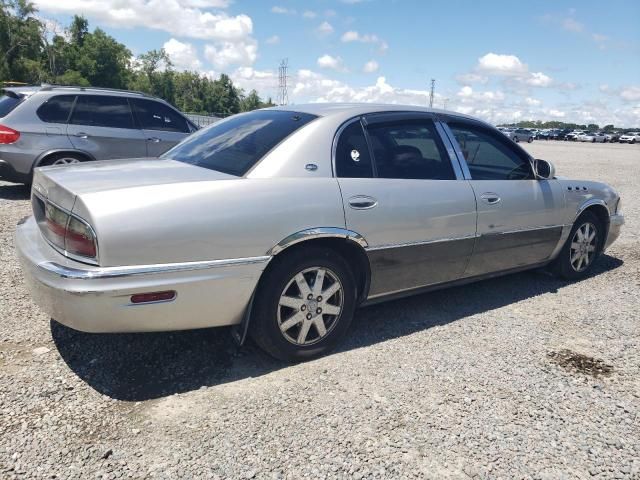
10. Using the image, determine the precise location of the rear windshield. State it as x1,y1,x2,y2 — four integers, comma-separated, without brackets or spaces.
162,110,317,176
0,94,23,118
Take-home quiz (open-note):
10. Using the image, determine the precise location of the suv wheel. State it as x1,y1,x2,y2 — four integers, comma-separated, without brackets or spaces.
41,153,86,167
250,247,357,362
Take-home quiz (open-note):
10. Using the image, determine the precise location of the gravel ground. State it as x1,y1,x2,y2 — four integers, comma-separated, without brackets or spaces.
1,141,639,479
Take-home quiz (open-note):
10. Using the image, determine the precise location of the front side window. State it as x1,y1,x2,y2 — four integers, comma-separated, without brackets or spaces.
131,98,190,133
36,95,76,124
366,120,455,180
335,120,374,178
70,95,134,129
163,110,316,176
448,122,533,180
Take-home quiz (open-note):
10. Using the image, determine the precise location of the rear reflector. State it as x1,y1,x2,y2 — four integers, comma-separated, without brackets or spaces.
0,124,20,144
130,291,177,304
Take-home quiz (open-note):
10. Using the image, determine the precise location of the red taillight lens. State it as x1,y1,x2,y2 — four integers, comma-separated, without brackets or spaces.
0,124,20,144
41,200,97,260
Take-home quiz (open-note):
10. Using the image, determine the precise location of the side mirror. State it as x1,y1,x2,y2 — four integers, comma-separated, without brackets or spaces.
533,159,555,180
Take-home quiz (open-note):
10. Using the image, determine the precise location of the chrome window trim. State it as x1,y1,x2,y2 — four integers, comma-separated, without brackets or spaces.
32,190,100,266
269,227,369,256
331,116,365,178
37,255,272,280
434,121,465,180
439,122,472,180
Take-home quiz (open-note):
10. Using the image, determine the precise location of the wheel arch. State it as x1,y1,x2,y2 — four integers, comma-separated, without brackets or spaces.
267,228,372,303
574,200,610,251
33,149,95,171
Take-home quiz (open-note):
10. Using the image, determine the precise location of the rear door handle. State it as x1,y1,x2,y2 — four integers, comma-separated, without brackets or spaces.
480,192,501,205
75,132,89,139
147,137,161,143
348,195,377,210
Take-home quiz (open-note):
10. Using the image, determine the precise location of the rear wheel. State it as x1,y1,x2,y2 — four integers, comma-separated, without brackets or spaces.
250,247,357,362
514,136,519,143
528,137,533,143
552,211,603,280
40,153,86,167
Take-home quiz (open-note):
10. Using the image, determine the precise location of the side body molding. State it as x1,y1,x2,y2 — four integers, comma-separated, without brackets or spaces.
268,227,369,256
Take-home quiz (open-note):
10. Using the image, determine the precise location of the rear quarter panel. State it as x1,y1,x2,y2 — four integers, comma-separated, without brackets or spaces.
73,178,346,266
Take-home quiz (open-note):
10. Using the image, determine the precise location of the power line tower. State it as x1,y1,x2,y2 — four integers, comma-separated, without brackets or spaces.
428,78,435,108
278,59,289,106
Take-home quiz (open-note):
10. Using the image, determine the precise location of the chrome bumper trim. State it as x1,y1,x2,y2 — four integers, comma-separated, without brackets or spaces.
37,256,272,280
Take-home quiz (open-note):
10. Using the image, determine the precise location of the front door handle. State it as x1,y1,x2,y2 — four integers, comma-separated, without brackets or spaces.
480,192,501,205
147,137,161,143
348,195,378,210
75,132,89,139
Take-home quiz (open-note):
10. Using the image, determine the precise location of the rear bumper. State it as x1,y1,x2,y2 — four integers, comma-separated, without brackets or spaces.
15,216,270,333
0,159,29,183
605,214,624,250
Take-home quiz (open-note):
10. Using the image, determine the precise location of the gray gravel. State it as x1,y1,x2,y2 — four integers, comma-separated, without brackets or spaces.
1,141,639,479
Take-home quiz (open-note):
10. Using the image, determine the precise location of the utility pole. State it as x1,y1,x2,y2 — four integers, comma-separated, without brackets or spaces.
428,78,435,108
278,59,289,106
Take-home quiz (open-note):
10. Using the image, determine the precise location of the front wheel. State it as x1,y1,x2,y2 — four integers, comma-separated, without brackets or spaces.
551,211,603,280
250,247,357,362
528,137,533,143
514,136,519,143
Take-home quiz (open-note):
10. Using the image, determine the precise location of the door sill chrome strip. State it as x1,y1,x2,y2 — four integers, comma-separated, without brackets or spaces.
37,256,272,280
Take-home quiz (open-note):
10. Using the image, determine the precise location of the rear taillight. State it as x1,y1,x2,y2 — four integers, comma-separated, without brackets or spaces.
40,200,97,261
0,124,20,144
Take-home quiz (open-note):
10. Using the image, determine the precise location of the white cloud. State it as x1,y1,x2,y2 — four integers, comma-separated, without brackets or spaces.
302,10,317,19
525,97,541,106
271,6,295,14
455,72,488,85
316,21,334,36
620,86,640,102
477,53,528,76
525,72,552,87
317,54,347,72
33,0,253,41
562,17,584,33
363,60,379,73
340,30,388,54
204,39,257,69
163,38,202,71
265,35,280,45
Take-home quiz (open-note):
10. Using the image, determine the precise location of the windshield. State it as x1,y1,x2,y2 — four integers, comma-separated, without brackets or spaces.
0,94,23,118
162,110,317,176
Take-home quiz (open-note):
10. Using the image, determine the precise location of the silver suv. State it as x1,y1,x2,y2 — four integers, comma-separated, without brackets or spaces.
0,85,197,184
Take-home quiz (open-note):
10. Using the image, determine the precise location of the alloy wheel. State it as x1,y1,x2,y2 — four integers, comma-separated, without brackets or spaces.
52,157,82,166
277,266,343,346
570,222,598,272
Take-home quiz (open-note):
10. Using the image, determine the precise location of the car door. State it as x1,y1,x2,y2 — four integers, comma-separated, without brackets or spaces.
442,119,566,277
335,113,477,299
66,95,147,159
130,98,193,157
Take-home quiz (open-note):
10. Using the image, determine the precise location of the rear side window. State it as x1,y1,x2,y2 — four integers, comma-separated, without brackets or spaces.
335,121,374,178
36,95,76,123
70,95,135,129
163,110,316,176
131,98,190,133
367,120,455,180
0,94,23,118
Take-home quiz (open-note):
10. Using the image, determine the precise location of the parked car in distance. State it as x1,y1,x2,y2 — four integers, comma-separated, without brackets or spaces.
0,84,198,184
536,130,552,140
604,132,619,143
15,104,624,361
577,132,607,143
505,128,534,143
619,132,640,144
565,130,587,141
551,129,572,140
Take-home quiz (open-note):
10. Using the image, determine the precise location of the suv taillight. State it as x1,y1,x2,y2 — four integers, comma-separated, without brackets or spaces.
0,124,20,144
40,200,97,260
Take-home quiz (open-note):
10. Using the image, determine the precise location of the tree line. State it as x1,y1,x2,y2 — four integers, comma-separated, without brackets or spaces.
0,0,274,116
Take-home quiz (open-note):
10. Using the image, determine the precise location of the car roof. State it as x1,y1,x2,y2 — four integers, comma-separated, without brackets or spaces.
265,102,483,123
2,84,159,100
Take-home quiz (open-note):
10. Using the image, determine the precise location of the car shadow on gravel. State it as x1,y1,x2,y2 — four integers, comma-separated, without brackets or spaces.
51,254,623,402
0,183,30,200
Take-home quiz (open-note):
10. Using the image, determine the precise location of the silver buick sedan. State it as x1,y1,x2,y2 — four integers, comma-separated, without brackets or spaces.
15,104,624,361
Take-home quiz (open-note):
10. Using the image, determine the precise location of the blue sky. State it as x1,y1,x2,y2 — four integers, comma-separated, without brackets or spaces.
34,0,640,126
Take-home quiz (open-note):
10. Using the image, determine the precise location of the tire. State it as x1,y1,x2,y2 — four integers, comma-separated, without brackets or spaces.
551,211,604,280
528,137,533,143
514,136,519,143
249,246,357,362
39,153,87,167
632,139,636,144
